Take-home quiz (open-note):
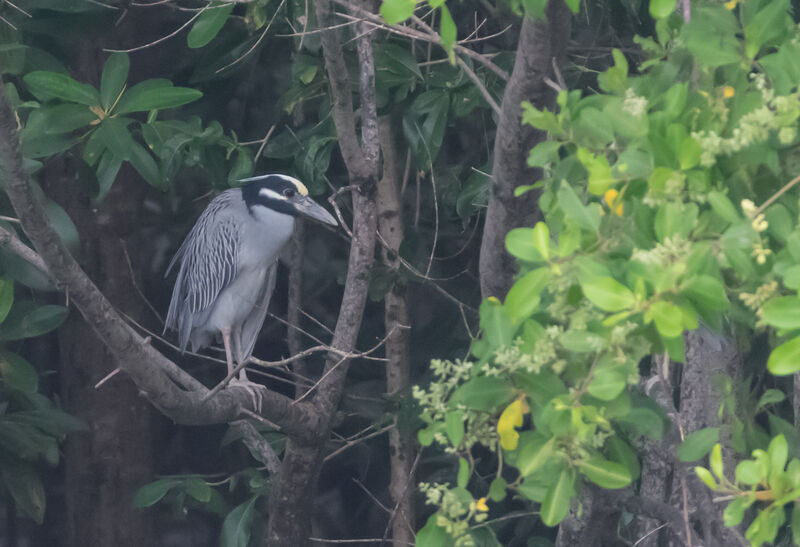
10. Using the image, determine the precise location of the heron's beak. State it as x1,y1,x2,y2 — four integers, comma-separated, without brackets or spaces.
296,196,338,226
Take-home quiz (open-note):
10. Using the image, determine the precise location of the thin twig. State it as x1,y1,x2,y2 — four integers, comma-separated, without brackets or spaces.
755,173,800,216
324,423,393,461
104,5,212,53
455,56,501,116
254,124,276,160
215,0,287,73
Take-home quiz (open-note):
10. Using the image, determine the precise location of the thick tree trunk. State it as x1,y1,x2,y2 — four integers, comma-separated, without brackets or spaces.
478,1,572,298
46,162,156,547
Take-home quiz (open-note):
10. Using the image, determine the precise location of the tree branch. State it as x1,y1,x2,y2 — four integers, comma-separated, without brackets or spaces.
0,80,317,438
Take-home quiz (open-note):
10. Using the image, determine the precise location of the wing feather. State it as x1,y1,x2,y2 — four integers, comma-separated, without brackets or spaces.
164,192,240,351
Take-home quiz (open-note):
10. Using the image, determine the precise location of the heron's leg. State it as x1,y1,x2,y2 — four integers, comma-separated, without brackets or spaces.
220,327,235,377
228,328,264,411
230,330,250,382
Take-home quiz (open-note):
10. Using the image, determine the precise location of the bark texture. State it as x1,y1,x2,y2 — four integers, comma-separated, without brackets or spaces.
45,161,156,547
264,0,380,542
377,115,415,543
479,1,572,298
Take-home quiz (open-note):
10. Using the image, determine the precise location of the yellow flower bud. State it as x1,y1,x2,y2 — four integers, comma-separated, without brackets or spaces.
476,497,489,512
722,86,735,99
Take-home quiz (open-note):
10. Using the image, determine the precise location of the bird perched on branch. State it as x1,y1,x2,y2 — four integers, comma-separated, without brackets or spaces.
165,174,337,402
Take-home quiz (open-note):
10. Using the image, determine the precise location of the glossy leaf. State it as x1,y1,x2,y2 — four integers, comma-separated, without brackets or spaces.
505,268,550,323
557,181,600,232
100,52,129,110
578,456,632,489
678,427,719,462
116,83,202,114
506,228,545,262
380,0,415,24
449,377,515,412
479,298,514,349
587,367,626,401
0,305,68,341
540,470,573,527
761,296,800,329
133,479,179,508
220,496,258,547
581,277,635,312
23,71,100,106
767,336,800,375
0,351,38,393
445,411,464,447
188,2,234,48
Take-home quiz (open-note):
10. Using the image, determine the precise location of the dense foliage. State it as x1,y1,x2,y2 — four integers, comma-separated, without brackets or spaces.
413,1,800,545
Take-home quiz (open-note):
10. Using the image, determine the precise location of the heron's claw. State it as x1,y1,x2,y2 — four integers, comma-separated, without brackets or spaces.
229,377,267,413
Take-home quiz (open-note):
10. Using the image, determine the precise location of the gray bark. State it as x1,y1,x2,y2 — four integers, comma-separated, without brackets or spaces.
377,115,415,544
478,2,572,298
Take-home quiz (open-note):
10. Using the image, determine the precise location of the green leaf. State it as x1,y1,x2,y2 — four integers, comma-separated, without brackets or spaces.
450,377,515,412
457,457,469,488
694,466,717,489
380,0,416,24
557,181,600,232
133,479,179,508
736,460,762,485
116,83,202,114
792,502,800,546
188,2,234,48
97,117,135,161
756,389,785,411
506,228,545,262
768,434,788,474
647,301,683,338
220,496,258,547
445,411,464,446
0,276,13,324
23,71,100,106
587,368,626,401
38,104,98,134
578,456,632,489
761,297,800,329
724,496,751,527
540,470,573,527
0,351,38,393
527,141,561,167
768,336,800,375
416,514,454,547
677,428,719,462
184,477,212,503
682,276,729,311
710,443,724,479
439,5,456,62
581,277,635,312
743,0,791,59
489,477,507,502
2,463,45,524
479,298,514,349
100,53,129,110
95,150,123,202
505,268,550,323
516,434,555,477
649,0,674,19
532,222,550,261
128,142,163,190
0,305,68,341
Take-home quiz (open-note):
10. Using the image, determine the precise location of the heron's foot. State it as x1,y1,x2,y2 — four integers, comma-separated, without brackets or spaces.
229,377,267,413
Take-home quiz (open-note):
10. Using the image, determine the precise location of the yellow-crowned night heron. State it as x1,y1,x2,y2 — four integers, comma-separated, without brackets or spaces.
165,174,337,395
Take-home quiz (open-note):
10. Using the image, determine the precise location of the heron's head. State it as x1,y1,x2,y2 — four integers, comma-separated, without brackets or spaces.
239,174,338,226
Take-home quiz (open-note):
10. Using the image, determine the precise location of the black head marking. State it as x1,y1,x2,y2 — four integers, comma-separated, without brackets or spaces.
240,175,308,217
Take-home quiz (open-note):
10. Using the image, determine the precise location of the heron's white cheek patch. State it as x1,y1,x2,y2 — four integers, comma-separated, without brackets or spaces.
258,188,285,201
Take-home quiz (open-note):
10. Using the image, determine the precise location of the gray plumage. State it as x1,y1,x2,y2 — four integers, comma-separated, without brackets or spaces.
165,175,336,376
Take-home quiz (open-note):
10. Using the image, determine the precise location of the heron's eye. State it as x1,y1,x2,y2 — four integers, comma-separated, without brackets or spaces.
283,188,296,198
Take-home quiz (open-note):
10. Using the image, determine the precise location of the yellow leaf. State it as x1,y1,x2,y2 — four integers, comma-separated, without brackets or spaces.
724,0,737,9
497,398,528,450
603,189,624,216
499,428,519,450
476,497,489,512
722,86,735,99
